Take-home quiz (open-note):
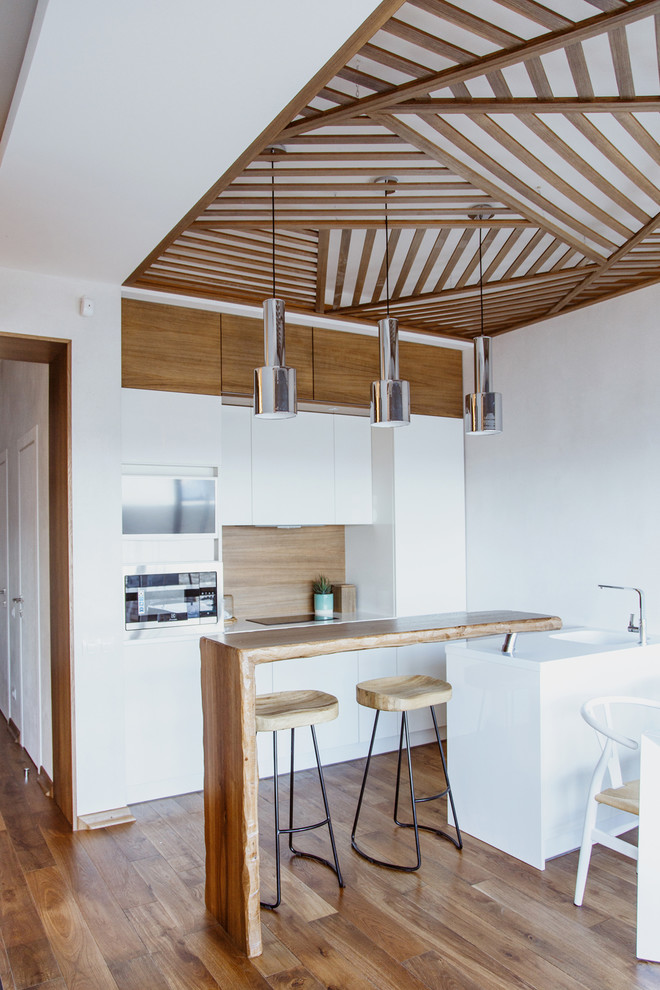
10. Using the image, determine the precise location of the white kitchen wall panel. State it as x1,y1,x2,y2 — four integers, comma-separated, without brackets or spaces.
333,414,372,524
221,403,252,525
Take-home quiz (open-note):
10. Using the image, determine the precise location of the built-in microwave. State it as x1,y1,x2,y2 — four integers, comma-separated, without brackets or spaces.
123,563,219,630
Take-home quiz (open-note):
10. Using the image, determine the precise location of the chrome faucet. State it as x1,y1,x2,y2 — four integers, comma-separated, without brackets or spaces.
598,584,647,645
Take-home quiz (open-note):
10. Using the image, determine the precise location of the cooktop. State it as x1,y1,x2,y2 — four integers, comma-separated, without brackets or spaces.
247,613,338,626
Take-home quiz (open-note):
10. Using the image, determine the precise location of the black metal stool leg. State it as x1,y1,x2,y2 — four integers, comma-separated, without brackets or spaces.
352,710,422,871
394,705,462,851
260,729,282,909
286,726,344,886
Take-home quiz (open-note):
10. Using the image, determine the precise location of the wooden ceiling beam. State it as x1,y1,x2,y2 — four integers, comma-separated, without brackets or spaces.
191,219,533,229
389,97,660,113
277,0,660,140
546,211,660,315
333,265,595,315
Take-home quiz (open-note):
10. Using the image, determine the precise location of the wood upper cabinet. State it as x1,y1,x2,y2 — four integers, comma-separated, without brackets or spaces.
312,328,378,408
399,340,463,419
313,326,463,417
221,313,313,400
122,298,221,394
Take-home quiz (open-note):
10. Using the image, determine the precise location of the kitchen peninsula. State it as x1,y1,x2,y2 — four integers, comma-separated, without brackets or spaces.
201,609,561,957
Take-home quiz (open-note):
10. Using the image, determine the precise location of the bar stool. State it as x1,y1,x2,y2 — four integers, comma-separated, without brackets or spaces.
256,689,344,909
352,674,462,871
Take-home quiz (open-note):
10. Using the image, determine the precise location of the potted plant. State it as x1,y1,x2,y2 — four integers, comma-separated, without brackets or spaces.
312,575,334,620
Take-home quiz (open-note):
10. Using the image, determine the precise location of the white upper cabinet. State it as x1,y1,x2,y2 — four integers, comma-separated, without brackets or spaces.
220,404,253,525
251,411,335,525
334,414,372,524
220,406,373,527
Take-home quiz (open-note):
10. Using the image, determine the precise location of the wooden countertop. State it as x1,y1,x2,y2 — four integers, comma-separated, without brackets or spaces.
209,610,562,663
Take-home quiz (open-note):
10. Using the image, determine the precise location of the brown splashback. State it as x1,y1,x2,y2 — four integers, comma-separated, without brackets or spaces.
222,525,345,619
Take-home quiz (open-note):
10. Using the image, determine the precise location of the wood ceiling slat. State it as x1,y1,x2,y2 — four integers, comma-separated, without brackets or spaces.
609,25,636,98
490,0,573,31
392,227,427,297
407,0,524,48
352,228,378,305
499,229,546,279
483,227,525,280
337,65,395,93
205,219,532,229
379,113,602,258
333,229,353,308
455,228,498,288
382,16,474,64
411,228,450,293
361,42,431,78
419,114,617,250
371,227,402,302
613,111,660,164
433,228,474,291
525,56,554,98
519,113,650,224
316,230,330,312
565,40,595,96
568,113,660,206
279,1,660,140
392,97,660,111
546,210,660,314
469,114,634,239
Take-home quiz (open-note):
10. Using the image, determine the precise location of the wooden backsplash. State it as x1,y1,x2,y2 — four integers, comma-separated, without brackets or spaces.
222,526,345,619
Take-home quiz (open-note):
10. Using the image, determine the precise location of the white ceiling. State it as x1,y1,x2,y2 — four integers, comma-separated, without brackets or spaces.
0,0,381,284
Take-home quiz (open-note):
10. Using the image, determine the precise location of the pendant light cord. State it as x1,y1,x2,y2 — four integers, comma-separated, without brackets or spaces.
384,188,390,317
478,224,484,336
270,158,276,297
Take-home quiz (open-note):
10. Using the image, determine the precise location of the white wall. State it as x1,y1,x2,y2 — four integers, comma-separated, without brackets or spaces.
0,266,125,819
465,282,660,638
0,360,51,773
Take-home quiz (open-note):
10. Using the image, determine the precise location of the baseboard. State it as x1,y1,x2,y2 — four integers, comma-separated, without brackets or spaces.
77,807,136,830
37,767,53,799
7,719,20,744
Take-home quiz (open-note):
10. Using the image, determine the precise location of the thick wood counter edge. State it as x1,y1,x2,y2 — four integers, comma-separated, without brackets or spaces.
205,610,563,663
200,610,561,958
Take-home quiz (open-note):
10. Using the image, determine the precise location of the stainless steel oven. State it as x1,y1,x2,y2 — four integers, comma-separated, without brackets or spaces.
123,563,219,630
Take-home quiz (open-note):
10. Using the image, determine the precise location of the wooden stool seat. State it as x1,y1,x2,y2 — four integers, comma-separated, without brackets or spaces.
255,690,339,733
356,674,452,713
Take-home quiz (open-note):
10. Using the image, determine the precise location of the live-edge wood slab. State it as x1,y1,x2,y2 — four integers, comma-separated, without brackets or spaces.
200,610,561,958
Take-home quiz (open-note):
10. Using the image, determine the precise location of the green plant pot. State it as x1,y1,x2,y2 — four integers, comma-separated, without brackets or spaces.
314,592,334,620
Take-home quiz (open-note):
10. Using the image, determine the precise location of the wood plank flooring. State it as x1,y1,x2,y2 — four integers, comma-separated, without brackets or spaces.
0,721,658,989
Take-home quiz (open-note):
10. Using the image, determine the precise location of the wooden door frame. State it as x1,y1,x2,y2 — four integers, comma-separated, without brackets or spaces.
0,331,73,824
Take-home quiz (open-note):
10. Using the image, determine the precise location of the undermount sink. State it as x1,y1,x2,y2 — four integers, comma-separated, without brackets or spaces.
550,628,639,646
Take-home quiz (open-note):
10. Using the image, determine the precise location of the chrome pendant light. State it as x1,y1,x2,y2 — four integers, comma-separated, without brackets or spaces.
253,152,296,419
371,177,410,428
465,210,502,436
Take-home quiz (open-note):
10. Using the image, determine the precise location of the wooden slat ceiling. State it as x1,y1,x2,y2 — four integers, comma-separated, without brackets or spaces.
127,0,660,341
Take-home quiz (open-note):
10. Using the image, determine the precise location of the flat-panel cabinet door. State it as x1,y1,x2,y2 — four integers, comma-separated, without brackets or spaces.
220,405,252,525
251,411,334,525
334,415,372,524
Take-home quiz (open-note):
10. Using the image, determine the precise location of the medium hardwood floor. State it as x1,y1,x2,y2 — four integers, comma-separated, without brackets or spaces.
0,720,658,990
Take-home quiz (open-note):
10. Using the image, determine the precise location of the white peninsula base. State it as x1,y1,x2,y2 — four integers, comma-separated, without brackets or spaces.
446,629,660,869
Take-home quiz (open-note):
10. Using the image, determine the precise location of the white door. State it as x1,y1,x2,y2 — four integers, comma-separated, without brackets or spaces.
0,450,8,718
16,427,41,766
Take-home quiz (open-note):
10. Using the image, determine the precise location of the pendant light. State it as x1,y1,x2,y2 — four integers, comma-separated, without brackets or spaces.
370,177,410,428
253,153,297,419
465,210,502,435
